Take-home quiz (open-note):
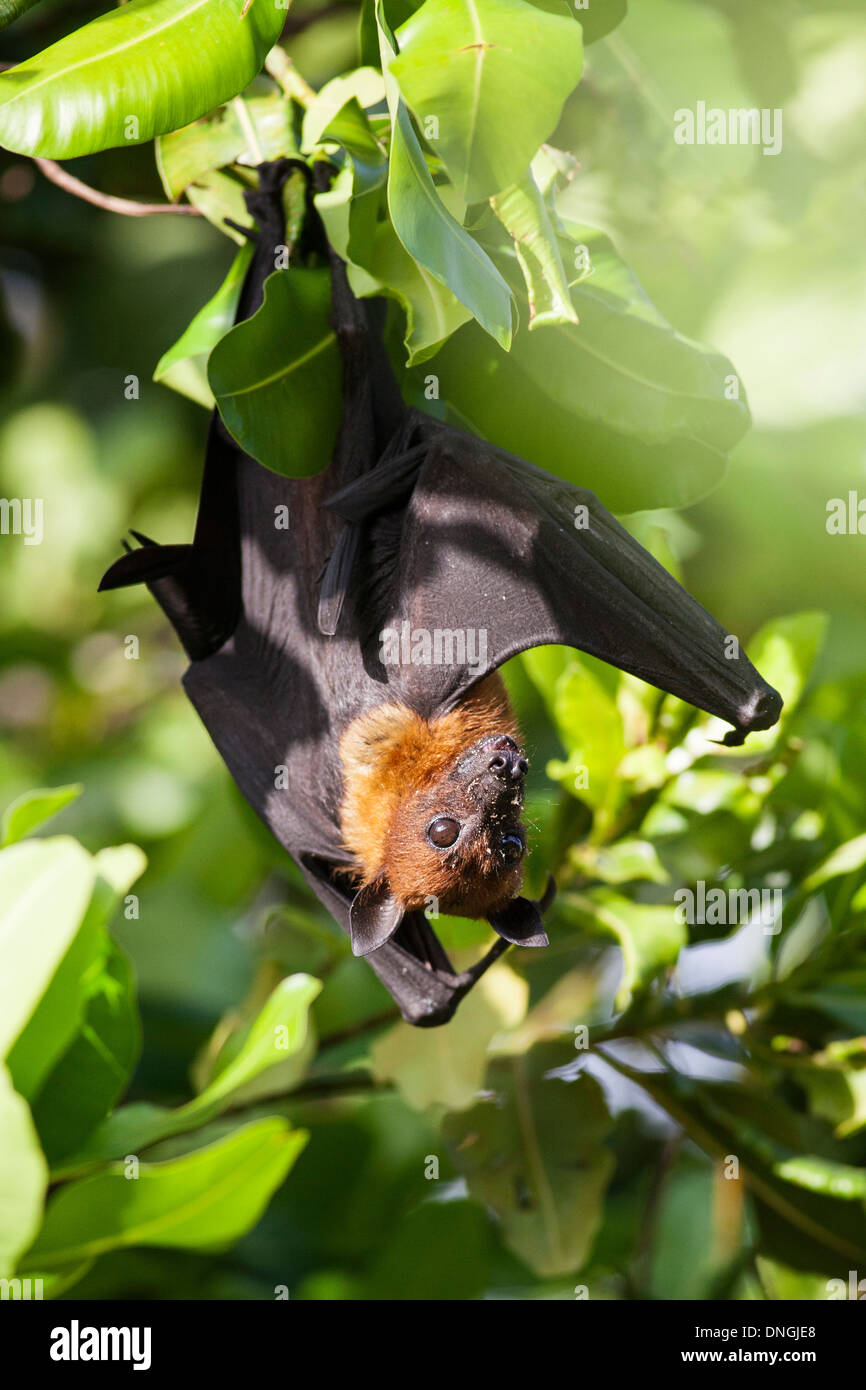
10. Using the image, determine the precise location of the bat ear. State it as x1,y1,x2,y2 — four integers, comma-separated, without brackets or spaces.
488,896,549,949
349,877,404,956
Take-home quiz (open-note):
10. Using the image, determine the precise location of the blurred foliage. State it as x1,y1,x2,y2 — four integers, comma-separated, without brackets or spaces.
0,0,865,1301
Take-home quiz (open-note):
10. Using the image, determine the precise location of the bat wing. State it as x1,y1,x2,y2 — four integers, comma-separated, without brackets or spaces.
339,426,783,743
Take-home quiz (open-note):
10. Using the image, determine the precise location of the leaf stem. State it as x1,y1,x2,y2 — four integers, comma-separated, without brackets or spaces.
265,45,317,109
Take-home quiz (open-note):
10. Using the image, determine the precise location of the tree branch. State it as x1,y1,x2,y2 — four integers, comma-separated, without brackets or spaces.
34,157,202,216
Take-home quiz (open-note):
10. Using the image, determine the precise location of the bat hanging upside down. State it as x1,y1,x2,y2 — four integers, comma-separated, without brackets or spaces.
99,160,782,1026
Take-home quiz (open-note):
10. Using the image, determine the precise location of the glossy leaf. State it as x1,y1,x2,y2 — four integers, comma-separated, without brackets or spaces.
1,783,81,847
0,0,287,159
24,1118,307,1267
566,890,687,1008
413,216,749,509
208,267,342,478
392,0,583,201
377,0,514,348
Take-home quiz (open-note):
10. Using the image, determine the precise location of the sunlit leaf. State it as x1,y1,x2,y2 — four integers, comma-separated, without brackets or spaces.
1,783,81,847
24,1118,306,1267
376,0,514,347
392,0,583,202
157,94,296,201
491,172,578,328
0,838,95,1061
0,0,287,158
0,1065,47,1278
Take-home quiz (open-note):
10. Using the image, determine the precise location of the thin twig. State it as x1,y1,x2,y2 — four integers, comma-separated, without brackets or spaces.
34,157,202,216
265,45,316,108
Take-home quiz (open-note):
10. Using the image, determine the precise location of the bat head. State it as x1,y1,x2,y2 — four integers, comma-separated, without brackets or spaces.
340,679,549,957
382,731,529,913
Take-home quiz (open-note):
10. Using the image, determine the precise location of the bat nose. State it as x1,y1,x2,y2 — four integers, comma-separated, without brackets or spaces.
486,736,528,782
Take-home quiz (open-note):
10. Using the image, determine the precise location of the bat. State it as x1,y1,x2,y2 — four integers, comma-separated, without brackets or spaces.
100,159,782,1027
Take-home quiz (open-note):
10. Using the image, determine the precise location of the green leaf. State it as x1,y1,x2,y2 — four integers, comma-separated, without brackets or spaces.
491,172,578,328
565,890,686,1009
774,1155,866,1201
544,659,626,824
352,220,473,364
803,833,866,894
512,265,748,453
156,94,296,201
0,1065,47,1278
570,838,669,885
208,267,342,478
6,843,145,1105
1,783,82,847
444,1044,614,1276
56,975,321,1173
300,67,386,152
188,973,322,1110
0,0,287,159
392,0,583,202
31,944,141,1163
312,101,387,272
182,168,254,244
371,967,525,1110
376,0,514,348
154,244,253,409
24,1118,307,1268
573,0,627,44
0,837,95,1060
422,317,732,511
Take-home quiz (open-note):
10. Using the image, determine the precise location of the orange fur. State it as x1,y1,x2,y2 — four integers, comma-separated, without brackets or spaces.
339,673,522,912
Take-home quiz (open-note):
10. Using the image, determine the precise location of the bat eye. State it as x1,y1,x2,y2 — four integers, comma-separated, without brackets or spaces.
427,816,460,848
500,832,524,865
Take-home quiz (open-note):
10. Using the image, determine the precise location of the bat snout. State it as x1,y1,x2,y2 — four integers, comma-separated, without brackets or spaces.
483,735,528,784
